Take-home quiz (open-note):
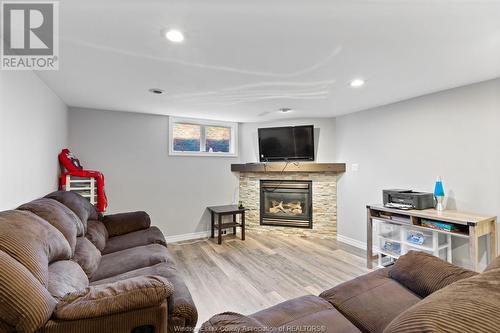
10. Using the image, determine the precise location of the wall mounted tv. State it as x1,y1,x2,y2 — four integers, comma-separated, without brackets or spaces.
258,125,315,162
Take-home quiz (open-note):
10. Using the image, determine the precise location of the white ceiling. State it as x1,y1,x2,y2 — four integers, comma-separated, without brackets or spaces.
37,0,500,122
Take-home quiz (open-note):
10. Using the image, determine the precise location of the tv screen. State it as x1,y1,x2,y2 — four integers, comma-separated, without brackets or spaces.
258,125,314,162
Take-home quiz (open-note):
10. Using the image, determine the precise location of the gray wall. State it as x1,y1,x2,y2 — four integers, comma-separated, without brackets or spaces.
335,78,500,266
239,118,336,163
0,71,67,210
68,108,239,238
67,78,500,255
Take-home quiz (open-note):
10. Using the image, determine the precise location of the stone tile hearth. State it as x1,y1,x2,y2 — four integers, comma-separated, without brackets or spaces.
238,172,337,237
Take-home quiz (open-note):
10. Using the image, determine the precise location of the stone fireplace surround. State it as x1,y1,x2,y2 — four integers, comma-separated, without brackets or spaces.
238,171,338,237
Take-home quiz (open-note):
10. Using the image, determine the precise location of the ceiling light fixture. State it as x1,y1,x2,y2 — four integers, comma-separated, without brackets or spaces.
148,88,165,95
279,108,293,113
163,29,184,43
349,79,365,88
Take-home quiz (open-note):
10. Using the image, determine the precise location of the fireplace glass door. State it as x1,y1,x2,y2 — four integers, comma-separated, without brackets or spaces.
260,180,312,228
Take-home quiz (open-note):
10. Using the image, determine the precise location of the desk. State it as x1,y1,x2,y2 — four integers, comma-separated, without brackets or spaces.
367,205,497,271
207,205,246,245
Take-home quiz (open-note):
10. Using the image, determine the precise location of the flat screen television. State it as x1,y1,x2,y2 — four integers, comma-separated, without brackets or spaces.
258,125,315,162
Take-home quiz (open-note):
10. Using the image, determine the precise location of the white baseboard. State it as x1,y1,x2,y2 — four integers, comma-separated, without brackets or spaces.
165,231,211,243
337,234,382,255
166,231,372,248
337,234,367,250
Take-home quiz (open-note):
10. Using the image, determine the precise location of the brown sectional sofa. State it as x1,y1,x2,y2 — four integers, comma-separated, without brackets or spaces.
0,191,197,333
202,251,500,333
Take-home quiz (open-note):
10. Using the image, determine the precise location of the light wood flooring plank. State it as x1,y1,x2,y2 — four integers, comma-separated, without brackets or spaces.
169,232,370,328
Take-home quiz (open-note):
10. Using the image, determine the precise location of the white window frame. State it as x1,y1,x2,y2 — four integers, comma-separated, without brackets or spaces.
169,116,238,157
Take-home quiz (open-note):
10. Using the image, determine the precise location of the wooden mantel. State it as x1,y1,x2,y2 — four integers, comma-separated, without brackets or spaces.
231,162,346,173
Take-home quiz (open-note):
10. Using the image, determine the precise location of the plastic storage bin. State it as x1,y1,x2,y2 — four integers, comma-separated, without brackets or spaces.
378,222,401,240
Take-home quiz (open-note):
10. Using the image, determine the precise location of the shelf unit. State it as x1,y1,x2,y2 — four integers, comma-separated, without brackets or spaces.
367,205,497,272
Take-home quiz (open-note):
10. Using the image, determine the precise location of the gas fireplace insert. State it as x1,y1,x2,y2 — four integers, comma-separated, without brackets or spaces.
260,180,312,228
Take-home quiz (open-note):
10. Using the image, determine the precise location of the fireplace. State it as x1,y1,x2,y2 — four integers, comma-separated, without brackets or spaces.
260,180,312,228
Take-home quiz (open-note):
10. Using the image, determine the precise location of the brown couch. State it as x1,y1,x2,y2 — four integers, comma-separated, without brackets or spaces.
202,251,500,333
0,191,197,333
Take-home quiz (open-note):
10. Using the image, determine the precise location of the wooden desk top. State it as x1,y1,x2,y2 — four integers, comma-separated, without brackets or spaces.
368,204,496,225
207,205,247,214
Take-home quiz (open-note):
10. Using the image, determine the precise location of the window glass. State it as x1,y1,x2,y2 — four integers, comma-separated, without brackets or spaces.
205,126,231,153
172,123,201,152
169,117,237,156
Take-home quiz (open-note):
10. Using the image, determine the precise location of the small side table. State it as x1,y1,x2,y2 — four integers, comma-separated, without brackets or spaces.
207,205,246,245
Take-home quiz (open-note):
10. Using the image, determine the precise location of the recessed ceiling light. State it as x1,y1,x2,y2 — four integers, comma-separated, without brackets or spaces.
163,29,184,43
148,88,165,95
349,79,365,88
279,108,293,113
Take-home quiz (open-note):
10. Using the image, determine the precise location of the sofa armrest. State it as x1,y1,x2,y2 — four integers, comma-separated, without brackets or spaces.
389,250,477,298
200,312,265,333
54,275,173,320
101,211,151,237
157,268,198,333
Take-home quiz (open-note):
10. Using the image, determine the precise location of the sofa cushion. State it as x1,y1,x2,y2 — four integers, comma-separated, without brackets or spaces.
86,220,108,252
54,276,174,320
0,320,14,333
102,226,167,255
48,260,89,299
201,312,265,333
320,268,421,333
0,250,57,333
383,267,500,333
101,211,151,237
41,304,169,333
0,210,72,286
91,244,173,282
91,262,197,331
73,237,102,278
45,191,98,231
18,198,83,251
251,295,361,333
389,251,477,298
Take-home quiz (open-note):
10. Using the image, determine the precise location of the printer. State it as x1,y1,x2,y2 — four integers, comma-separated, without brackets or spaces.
383,189,435,210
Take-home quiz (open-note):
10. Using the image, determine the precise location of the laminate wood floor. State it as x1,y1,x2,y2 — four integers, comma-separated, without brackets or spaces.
169,233,370,328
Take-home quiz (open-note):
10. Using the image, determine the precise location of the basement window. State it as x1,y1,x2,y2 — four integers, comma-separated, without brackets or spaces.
169,117,238,157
